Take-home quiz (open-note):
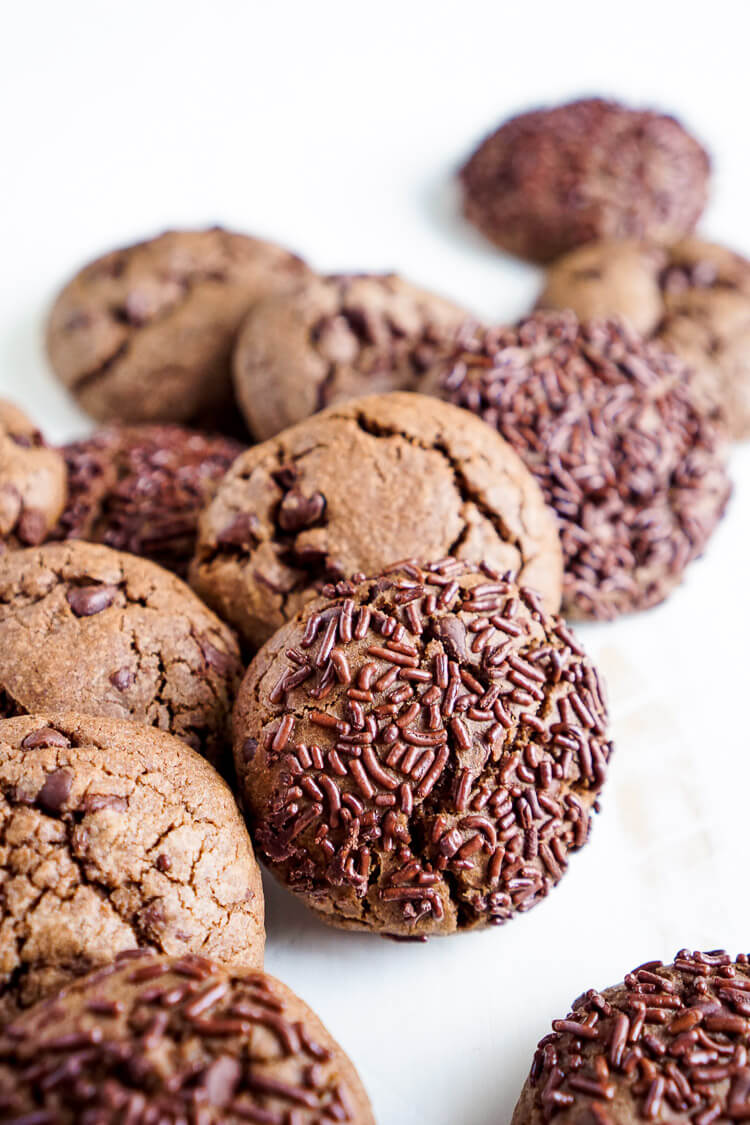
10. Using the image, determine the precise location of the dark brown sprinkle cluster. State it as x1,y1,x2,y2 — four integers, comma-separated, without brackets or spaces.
0,951,358,1124
245,559,611,932
527,950,750,1123
432,312,731,618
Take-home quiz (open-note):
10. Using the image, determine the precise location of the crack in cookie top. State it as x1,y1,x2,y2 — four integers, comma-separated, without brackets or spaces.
514,950,750,1124
234,558,612,937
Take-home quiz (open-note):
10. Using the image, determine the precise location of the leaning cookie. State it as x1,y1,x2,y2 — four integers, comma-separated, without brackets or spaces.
234,559,611,938
0,399,67,551
512,949,750,1124
0,541,242,764
0,713,264,1024
0,953,375,1124
190,392,563,651
46,227,311,429
233,272,469,440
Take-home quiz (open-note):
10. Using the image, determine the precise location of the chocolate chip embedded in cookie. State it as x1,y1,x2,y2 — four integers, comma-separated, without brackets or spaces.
424,312,731,621
0,953,375,1124
46,227,311,429
234,558,611,937
0,542,242,764
55,423,245,577
232,272,469,440
0,713,264,1023
512,949,750,1124
0,399,67,553
189,392,563,651
460,98,710,262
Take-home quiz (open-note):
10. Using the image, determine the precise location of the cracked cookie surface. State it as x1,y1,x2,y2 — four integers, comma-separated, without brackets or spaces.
46,227,311,429
0,400,67,553
190,392,563,651
0,541,242,764
0,714,264,1024
232,272,469,440
0,952,374,1123
233,559,611,938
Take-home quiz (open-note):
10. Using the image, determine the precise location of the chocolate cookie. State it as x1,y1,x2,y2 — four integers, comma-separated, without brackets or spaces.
538,237,750,439
424,313,731,620
0,542,242,763
190,392,563,651
46,227,310,429
460,98,710,262
0,713,264,1023
512,949,750,1124
0,400,67,552
232,272,469,441
0,952,374,1124
233,559,611,938
56,423,245,577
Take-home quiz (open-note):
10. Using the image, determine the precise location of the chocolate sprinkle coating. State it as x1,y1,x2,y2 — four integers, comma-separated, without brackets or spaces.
233,559,611,937
512,949,750,1124
0,952,374,1123
424,312,731,620
0,400,67,554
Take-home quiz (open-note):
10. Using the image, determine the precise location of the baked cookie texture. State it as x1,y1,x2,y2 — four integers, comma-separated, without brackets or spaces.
538,236,750,439
233,559,611,937
0,713,264,1024
46,227,311,429
460,98,709,262
0,952,374,1124
233,272,469,440
0,399,67,552
190,392,564,651
512,949,750,1124
0,542,242,764
55,423,245,577
424,312,731,621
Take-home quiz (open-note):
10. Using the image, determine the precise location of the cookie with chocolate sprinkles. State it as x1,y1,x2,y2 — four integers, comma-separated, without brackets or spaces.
233,558,611,937
0,952,374,1124
512,949,750,1124
190,391,563,651
424,312,731,620
0,541,242,765
0,713,264,1024
0,399,67,553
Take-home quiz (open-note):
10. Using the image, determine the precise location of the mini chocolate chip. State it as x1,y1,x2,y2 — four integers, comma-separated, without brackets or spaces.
196,635,237,676
82,794,128,813
216,511,261,548
278,490,326,532
66,584,118,617
37,768,73,813
436,616,468,660
156,853,172,872
271,464,298,489
242,738,258,763
21,727,72,750
110,667,133,692
16,508,48,546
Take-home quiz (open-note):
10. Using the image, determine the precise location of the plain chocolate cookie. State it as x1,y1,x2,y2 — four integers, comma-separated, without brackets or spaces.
424,312,731,620
0,952,375,1124
190,392,564,651
46,227,311,429
0,400,67,552
0,713,264,1024
232,272,469,440
234,559,611,937
55,423,245,577
460,98,710,262
538,237,750,439
512,949,750,1124
0,542,242,764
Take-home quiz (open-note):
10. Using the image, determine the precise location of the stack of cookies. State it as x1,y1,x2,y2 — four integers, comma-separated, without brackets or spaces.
0,92,743,1123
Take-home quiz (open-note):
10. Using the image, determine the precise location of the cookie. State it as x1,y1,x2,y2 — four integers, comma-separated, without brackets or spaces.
190,392,564,651
46,227,311,429
0,542,242,764
538,237,750,439
424,312,731,620
232,272,469,441
0,952,374,1124
512,949,750,1124
460,98,709,262
0,400,67,552
0,713,264,1023
234,559,611,937
55,423,245,577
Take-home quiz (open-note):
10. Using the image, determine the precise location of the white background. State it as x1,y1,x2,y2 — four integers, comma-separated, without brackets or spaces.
2,3,750,1121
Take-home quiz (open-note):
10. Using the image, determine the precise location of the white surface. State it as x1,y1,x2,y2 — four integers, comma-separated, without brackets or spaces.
3,3,750,1121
